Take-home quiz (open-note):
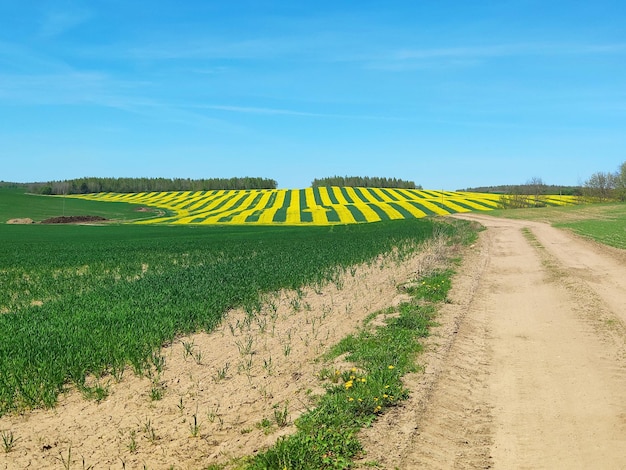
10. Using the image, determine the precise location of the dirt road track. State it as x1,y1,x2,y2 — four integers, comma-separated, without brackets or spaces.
359,213,626,469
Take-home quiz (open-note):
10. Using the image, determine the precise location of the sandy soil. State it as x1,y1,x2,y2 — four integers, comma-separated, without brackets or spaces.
357,213,626,469
5,219,34,224
0,237,451,470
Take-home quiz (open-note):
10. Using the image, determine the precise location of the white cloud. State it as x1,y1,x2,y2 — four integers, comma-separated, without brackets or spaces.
191,104,401,121
368,42,626,70
38,8,93,38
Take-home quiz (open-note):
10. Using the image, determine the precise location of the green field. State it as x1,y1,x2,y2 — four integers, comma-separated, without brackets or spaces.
489,202,626,249
0,189,469,415
0,187,157,223
71,187,578,225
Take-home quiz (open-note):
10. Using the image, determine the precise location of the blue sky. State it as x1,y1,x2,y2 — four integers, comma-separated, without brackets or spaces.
1,1,625,189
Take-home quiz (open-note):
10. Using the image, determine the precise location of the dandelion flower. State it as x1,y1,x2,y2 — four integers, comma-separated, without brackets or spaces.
388,365,395,370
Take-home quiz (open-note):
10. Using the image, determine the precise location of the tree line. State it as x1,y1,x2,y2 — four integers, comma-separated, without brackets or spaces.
464,160,626,208
462,183,582,196
28,177,278,195
311,176,421,189
462,178,583,209
583,161,626,201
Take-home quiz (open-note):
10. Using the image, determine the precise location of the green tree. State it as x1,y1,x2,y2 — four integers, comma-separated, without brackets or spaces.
584,171,615,201
614,161,626,202
311,176,420,189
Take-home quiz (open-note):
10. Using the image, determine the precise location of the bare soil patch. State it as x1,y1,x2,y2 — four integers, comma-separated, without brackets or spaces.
40,215,109,224
5,218,34,224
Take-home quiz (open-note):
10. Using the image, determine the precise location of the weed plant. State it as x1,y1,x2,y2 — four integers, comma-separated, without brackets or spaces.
1,429,18,453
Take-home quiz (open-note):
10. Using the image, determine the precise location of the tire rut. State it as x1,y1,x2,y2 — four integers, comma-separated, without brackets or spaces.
356,223,495,469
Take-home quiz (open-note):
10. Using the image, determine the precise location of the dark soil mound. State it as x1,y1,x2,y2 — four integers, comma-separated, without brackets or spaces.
41,215,108,224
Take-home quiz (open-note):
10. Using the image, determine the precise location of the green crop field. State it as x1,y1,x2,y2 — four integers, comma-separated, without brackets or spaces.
71,187,578,225
489,202,626,249
0,187,156,223
0,189,469,415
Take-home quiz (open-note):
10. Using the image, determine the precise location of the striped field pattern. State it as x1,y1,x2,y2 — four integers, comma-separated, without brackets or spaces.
71,188,577,225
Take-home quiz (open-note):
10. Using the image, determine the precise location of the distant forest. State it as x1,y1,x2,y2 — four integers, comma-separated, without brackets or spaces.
312,176,421,189
20,177,278,195
461,184,583,196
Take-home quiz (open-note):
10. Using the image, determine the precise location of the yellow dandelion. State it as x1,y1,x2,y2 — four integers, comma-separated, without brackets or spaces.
348,397,354,402
344,380,353,389
388,365,395,370
360,378,366,383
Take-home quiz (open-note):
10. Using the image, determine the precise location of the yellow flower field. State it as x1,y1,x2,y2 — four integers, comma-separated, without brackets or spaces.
70,187,577,225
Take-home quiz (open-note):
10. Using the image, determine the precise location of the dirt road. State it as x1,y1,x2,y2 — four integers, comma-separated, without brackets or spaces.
359,213,626,469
